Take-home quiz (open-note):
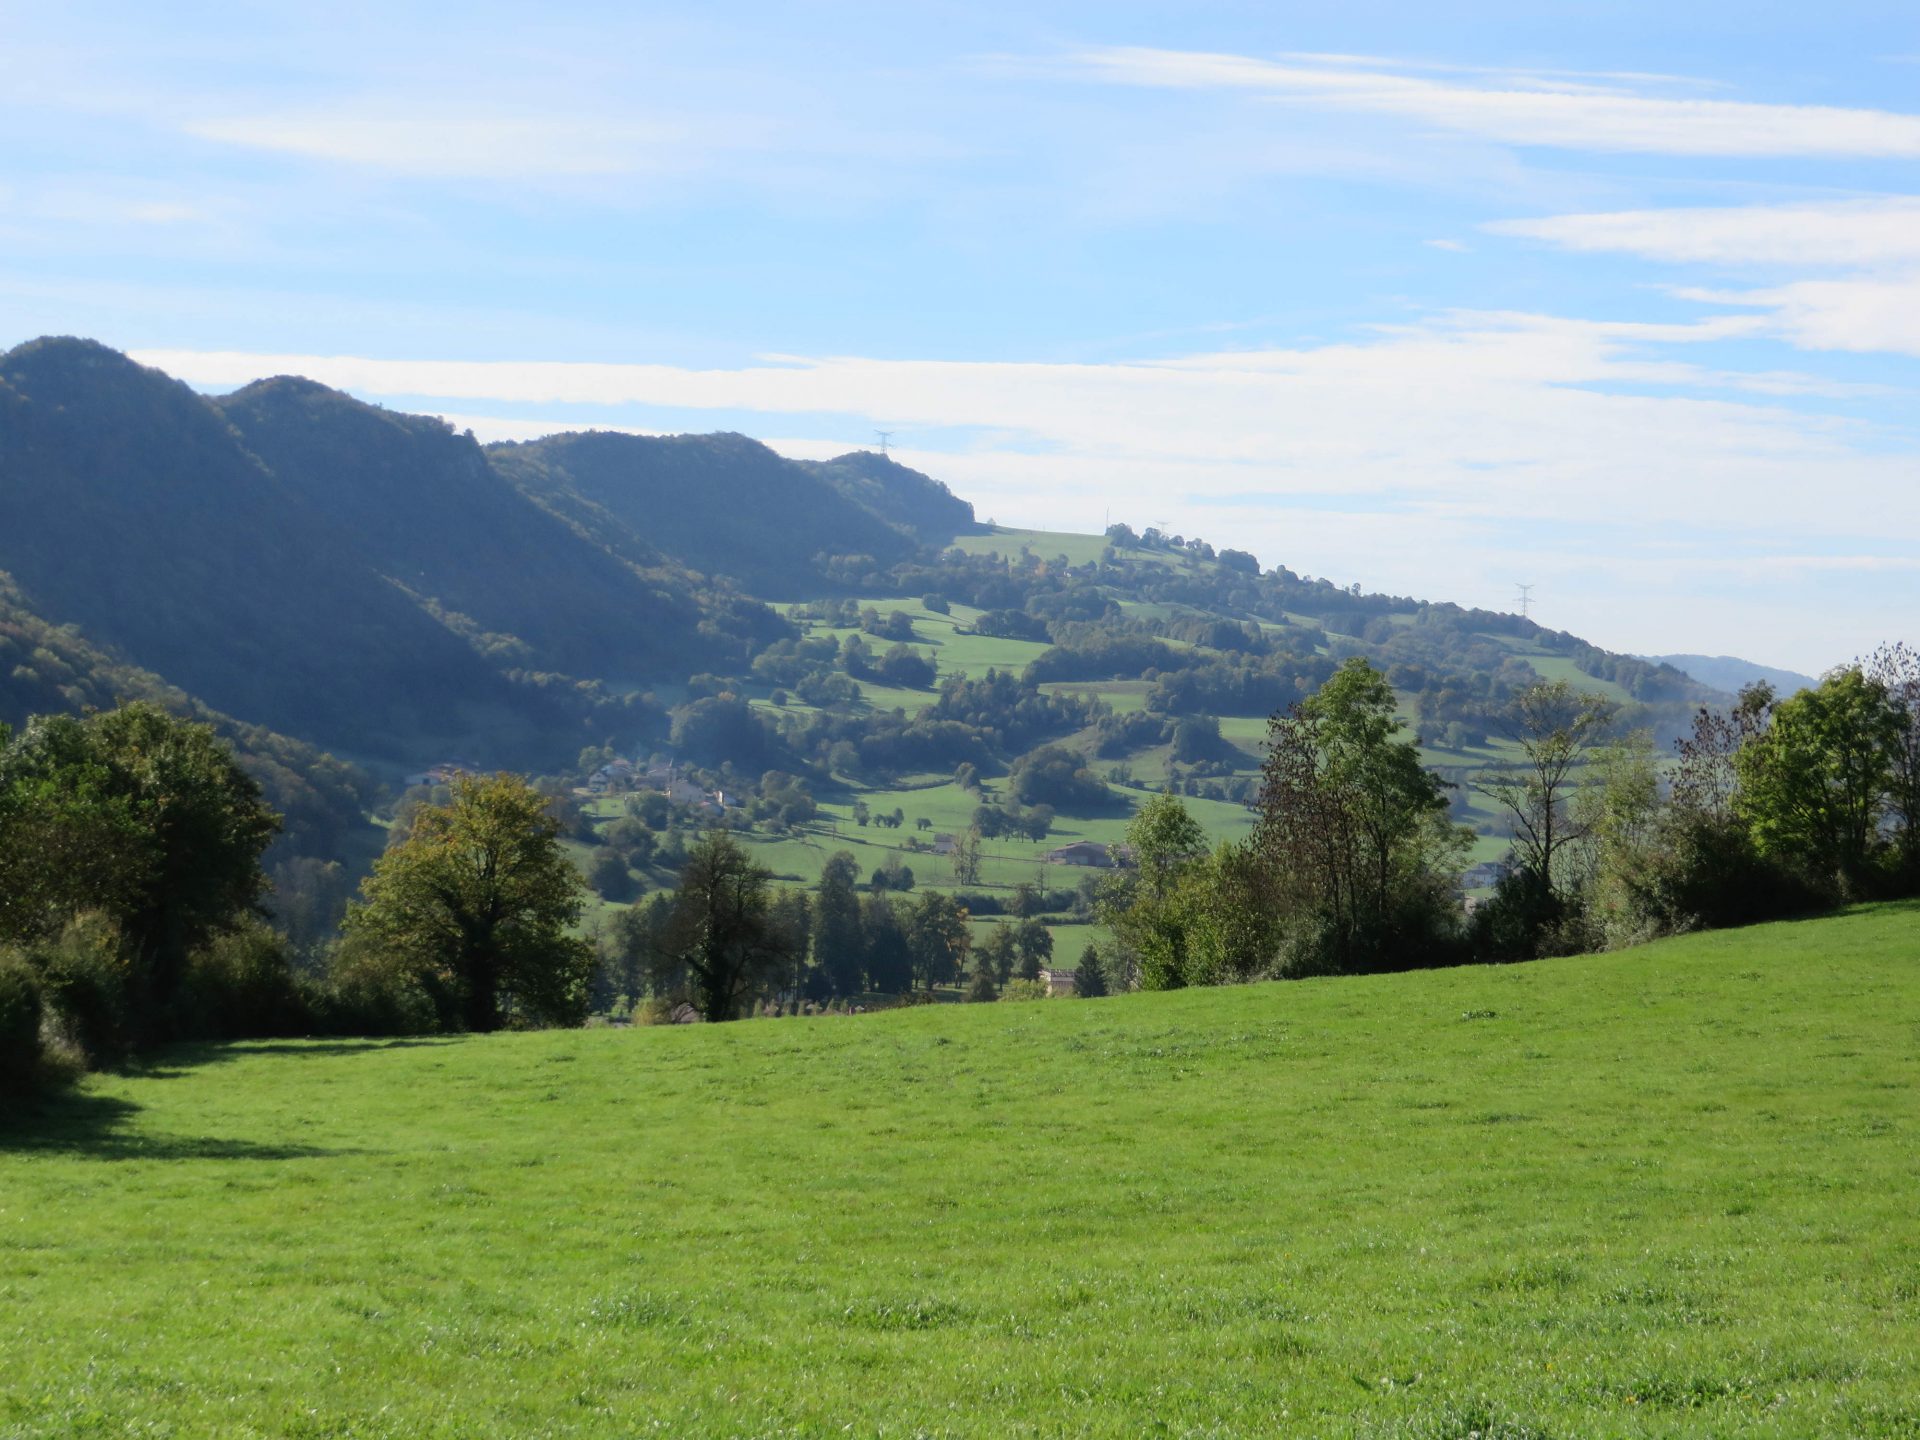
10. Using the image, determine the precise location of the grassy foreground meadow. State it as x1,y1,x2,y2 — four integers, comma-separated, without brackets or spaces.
4,906,1918,1438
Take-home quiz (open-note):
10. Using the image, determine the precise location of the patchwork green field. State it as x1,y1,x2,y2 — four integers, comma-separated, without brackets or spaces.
4,903,1917,1437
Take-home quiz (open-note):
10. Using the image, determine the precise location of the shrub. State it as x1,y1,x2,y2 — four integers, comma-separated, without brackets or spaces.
175,922,311,1040
590,849,639,902
634,996,676,1026
1000,978,1048,1002
26,912,135,1065
320,933,442,1036
1617,812,1830,936
0,956,45,1092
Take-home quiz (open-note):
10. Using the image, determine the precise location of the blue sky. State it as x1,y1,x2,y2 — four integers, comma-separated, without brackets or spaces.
5,1,1920,673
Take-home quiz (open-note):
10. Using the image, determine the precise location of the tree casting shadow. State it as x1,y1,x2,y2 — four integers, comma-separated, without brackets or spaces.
125,1035,459,1079
0,1087,365,1161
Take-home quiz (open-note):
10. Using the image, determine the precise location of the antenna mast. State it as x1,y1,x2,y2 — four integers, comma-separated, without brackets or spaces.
1515,582,1535,619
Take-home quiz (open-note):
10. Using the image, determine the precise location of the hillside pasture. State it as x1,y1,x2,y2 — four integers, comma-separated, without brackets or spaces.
3,904,1915,1437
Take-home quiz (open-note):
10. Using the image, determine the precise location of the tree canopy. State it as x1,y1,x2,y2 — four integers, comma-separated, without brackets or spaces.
343,772,592,1032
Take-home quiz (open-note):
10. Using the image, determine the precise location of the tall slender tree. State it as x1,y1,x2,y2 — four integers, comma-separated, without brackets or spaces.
1472,680,1615,901
813,851,866,998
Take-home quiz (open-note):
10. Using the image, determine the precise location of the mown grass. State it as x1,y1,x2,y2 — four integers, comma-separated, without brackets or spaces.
4,904,1917,1437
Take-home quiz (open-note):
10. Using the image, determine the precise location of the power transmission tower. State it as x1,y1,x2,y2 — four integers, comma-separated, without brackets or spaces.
874,429,893,457
1515,582,1534,619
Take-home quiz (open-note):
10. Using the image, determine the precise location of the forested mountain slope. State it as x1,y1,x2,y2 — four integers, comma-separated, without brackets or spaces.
0,339,514,751
215,378,723,679
795,449,978,546
0,338,796,767
0,338,1736,909
490,431,929,595
0,573,381,900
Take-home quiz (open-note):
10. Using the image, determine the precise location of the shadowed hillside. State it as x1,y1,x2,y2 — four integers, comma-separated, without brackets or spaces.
215,376,747,679
0,339,509,751
491,430,924,595
797,448,979,545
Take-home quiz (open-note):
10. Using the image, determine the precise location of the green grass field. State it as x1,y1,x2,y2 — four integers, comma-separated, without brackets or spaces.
5,903,1917,1437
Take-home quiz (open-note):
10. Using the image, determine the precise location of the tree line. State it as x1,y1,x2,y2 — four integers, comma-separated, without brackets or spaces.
1094,645,1920,991
7,642,1914,1092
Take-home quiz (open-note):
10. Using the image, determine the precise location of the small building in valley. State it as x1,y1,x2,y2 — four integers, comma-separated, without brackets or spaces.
1038,967,1078,997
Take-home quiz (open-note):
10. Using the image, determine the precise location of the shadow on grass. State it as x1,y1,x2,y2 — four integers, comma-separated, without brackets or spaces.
0,1088,366,1161
124,1035,461,1080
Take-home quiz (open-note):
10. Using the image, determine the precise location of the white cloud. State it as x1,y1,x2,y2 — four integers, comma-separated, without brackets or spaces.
1069,47,1920,158
1726,274,1920,357
1487,199,1920,358
1489,198,1920,267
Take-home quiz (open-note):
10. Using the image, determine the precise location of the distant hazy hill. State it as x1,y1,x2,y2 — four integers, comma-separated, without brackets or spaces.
1644,654,1818,697
796,450,978,546
490,431,926,595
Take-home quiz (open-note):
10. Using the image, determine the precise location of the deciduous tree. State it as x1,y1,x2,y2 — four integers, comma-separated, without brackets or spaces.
654,831,795,1022
343,772,592,1031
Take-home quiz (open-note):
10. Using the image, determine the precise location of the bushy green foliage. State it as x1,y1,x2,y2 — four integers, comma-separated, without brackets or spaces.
14,912,135,1064
1256,660,1468,975
643,832,796,1021
173,922,309,1041
0,954,43,1092
589,848,639,902
1006,744,1112,812
342,773,593,1032
0,703,282,1042
1103,792,1211,990
1737,666,1899,895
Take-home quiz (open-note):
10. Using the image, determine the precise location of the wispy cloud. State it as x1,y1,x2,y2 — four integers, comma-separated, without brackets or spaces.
1489,198,1920,358
1490,198,1920,267
1067,47,1920,157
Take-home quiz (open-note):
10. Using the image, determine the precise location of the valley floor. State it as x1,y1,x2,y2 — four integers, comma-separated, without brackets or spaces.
3,905,1918,1438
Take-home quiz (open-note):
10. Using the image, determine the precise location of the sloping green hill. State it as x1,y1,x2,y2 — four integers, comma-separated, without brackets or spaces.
5,903,1915,1437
